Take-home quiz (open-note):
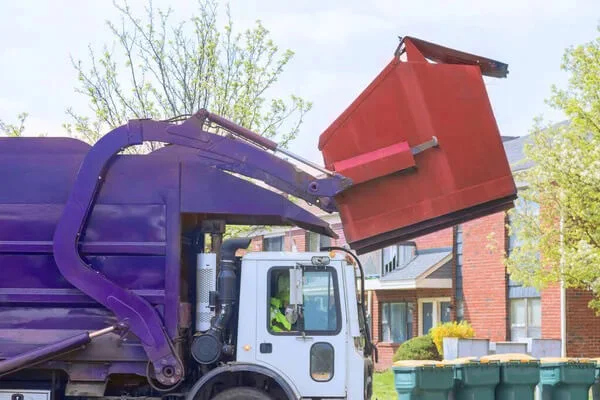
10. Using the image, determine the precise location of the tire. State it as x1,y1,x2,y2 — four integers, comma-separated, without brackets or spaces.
211,387,273,400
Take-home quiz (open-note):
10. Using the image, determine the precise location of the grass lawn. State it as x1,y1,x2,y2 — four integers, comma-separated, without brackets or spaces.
373,370,396,400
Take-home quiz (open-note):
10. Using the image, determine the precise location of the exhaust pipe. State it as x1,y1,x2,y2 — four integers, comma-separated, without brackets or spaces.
196,253,216,332
192,238,251,364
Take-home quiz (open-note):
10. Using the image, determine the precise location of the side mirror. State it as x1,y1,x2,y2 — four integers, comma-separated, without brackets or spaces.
289,266,303,306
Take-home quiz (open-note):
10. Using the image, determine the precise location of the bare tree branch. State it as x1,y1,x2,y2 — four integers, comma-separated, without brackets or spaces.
67,0,310,151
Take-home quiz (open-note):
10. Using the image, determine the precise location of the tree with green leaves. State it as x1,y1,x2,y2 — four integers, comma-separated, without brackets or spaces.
506,28,600,312
0,112,28,137
66,0,311,148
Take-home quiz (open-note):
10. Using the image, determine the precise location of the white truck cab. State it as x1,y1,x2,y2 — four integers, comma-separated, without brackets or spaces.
236,251,373,399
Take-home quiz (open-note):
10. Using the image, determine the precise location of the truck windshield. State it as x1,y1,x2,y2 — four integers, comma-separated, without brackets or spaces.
268,266,341,335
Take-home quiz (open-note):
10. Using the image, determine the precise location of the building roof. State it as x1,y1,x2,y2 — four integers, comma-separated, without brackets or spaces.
501,121,570,173
502,135,534,172
380,247,452,281
365,247,453,290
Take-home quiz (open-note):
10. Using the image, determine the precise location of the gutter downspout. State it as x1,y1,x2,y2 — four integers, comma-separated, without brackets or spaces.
560,210,567,357
560,279,566,357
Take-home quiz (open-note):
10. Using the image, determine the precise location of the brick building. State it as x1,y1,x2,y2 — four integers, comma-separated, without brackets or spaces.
364,228,455,368
249,135,600,370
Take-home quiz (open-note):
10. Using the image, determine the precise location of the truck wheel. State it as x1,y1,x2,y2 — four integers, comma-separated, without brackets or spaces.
212,387,273,400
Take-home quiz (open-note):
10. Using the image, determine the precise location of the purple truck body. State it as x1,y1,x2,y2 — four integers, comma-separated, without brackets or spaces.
0,113,349,388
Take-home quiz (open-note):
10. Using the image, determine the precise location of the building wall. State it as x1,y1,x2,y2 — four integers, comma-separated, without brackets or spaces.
371,288,453,370
461,212,509,341
251,225,345,253
541,288,600,357
250,236,263,251
328,223,342,245
413,227,453,249
566,289,600,357
541,284,561,339
367,227,456,370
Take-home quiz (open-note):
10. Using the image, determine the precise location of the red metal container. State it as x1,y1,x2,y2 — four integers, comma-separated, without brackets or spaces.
319,37,517,254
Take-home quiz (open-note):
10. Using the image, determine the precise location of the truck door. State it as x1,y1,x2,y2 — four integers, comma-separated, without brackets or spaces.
255,262,346,397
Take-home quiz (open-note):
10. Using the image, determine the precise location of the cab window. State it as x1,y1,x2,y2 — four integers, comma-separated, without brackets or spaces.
268,267,340,335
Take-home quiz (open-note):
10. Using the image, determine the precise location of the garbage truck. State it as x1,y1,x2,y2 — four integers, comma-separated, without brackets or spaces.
0,37,516,399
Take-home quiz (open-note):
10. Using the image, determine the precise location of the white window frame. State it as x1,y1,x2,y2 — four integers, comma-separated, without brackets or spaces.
381,243,414,275
418,297,451,336
510,297,541,341
380,301,412,343
263,234,284,251
306,231,332,252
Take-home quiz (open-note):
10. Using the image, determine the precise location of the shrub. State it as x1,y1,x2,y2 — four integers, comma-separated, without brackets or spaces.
392,335,440,362
429,321,475,357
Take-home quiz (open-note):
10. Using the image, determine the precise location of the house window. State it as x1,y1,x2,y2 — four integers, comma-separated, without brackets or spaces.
508,197,540,298
381,302,412,343
263,235,284,251
306,232,332,252
508,197,540,255
418,297,452,335
510,297,541,341
382,244,414,275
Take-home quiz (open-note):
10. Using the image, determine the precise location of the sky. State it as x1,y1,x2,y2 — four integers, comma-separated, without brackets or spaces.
0,0,599,163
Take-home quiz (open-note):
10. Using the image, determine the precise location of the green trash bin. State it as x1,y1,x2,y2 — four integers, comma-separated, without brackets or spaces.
539,357,597,400
393,360,455,400
592,358,600,400
480,353,540,400
447,358,500,400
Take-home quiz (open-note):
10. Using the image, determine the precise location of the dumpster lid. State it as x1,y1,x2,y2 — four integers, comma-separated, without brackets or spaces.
396,36,509,78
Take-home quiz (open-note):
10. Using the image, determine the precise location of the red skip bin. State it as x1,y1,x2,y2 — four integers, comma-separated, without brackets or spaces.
319,36,517,254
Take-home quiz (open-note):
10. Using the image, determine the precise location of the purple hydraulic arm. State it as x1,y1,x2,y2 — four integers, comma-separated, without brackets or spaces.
0,326,118,379
51,111,351,386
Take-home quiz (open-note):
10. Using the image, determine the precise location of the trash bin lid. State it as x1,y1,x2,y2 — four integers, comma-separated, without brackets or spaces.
393,360,443,367
481,353,537,363
540,357,595,365
441,357,478,365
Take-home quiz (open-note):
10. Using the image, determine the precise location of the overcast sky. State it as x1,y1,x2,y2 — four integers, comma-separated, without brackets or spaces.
1,0,598,162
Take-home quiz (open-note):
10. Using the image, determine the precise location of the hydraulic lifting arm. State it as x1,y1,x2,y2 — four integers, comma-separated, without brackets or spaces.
49,111,353,386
